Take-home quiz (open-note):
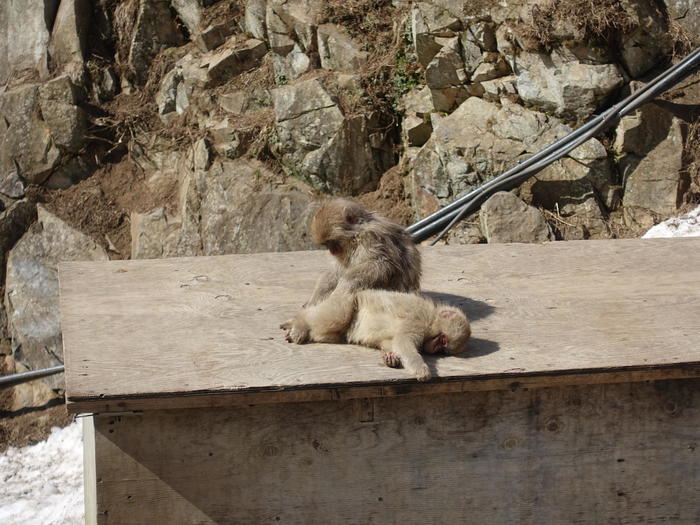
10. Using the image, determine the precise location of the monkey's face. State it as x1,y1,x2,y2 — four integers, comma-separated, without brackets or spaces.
429,308,471,355
324,239,343,257
422,334,449,354
310,199,370,250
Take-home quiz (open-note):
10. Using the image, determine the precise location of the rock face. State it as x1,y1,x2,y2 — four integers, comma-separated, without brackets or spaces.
0,1,59,85
47,0,90,78
272,78,395,194
619,0,672,78
197,160,317,255
131,158,317,258
666,0,700,42
411,2,504,112
4,207,108,389
410,96,611,208
265,0,324,82
317,24,368,72
118,0,185,86
480,191,552,244
512,49,624,120
0,200,38,343
0,76,89,196
617,104,687,228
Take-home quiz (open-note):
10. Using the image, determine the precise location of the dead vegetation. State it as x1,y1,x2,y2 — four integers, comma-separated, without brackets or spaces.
200,0,244,29
514,0,637,51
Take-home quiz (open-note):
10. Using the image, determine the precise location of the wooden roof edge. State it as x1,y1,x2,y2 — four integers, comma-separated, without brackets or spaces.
65,362,700,414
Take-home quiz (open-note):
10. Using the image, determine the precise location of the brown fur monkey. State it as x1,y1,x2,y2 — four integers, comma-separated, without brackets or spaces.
281,290,471,381
304,199,421,307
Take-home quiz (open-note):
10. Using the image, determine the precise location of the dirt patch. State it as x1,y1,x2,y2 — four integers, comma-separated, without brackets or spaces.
0,402,73,453
27,157,178,259
0,357,73,452
357,165,413,226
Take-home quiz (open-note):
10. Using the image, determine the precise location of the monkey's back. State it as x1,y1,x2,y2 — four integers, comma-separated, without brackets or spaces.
347,290,434,348
358,220,422,293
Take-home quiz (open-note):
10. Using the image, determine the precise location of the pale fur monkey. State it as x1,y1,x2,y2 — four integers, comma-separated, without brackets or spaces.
281,290,471,381
304,199,422,307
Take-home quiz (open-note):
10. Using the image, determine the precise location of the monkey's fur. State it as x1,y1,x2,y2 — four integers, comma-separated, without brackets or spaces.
281,290,471,381
305,199,421,306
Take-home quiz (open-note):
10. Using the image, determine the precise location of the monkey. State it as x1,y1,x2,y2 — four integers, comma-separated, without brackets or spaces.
281,290,471,381
304,199,421,307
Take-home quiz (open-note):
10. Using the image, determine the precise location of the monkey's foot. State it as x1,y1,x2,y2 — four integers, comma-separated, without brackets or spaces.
383,352,402,368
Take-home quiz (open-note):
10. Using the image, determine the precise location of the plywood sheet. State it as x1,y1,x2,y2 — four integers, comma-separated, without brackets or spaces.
88,379,700,524
60,238,700,412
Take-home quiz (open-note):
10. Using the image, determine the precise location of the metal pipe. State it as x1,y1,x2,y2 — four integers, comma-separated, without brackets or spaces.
0,365,65,389
409,47,700,242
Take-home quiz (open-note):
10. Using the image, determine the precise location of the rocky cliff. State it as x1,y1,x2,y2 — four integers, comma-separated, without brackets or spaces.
0,0,698,395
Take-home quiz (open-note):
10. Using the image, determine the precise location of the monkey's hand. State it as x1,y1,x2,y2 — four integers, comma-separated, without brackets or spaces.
383,352,431,381
383,352,402,369
280,318,310,344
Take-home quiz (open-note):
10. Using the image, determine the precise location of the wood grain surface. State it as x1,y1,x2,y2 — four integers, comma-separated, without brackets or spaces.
87,379,700,524
59,237,700,412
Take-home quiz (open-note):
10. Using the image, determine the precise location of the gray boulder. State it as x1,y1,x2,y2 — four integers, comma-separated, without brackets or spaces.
4,206,108,389
0,76,89,196
618,104,687,228
0,0,59,85
272,77,395,194
400,86,434,147
197,160,317,255
119,0,184,86
480,191,552,244
666,0,700,43
619,0,672,78
196,19,239,52
409,97,613,232
131,156,318,258
245,0,268,41
0,200,37,276
171,0,217,37
266,0,323,82
47,0,90,78
317,24,368,72
206,38,267,87
513,48,624,120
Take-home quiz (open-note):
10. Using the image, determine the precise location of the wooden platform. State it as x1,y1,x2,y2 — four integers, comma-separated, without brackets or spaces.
60,237,700,413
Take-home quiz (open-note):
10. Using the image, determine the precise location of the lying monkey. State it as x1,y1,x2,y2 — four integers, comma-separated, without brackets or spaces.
281,290,471,381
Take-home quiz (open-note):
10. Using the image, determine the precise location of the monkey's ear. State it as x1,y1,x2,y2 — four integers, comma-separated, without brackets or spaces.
439,309,457,318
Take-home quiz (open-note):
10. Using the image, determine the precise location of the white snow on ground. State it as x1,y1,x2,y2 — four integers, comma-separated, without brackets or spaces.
0,419,83,525
642,205,700,238
0,206,697,525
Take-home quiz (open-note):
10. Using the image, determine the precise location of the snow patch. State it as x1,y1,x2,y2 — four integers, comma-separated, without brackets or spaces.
642,205,700,238
0,420,84,525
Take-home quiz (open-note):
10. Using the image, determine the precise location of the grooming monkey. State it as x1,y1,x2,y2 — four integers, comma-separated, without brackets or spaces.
304,199,421,306
281,290,471,381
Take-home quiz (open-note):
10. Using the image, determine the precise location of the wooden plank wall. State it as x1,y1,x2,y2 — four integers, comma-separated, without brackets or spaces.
89,378,700,524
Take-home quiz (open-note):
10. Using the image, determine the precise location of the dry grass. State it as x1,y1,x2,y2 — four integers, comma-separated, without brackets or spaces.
200,0,243,29
516,0,637,50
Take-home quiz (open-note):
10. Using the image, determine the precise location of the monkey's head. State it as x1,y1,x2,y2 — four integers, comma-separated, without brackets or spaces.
424,307,471,356
310,199,372,260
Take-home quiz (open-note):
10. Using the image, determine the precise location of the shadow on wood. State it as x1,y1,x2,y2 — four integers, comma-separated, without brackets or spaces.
422,291,495,322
